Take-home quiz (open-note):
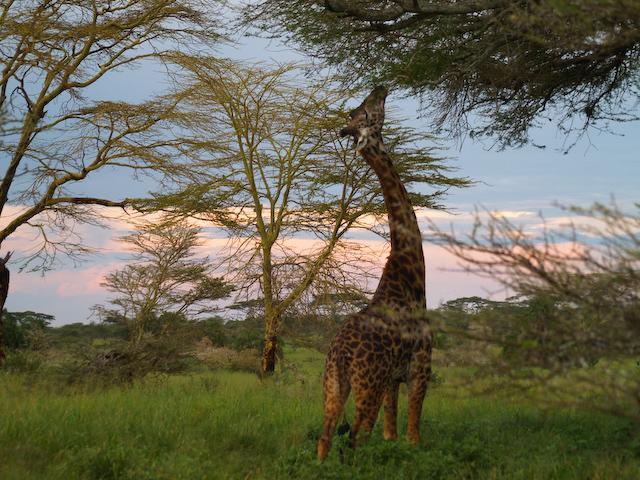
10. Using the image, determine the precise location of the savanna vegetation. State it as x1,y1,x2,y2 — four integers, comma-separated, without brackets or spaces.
1,1,639,478
1,338,639,479
2,220,639,478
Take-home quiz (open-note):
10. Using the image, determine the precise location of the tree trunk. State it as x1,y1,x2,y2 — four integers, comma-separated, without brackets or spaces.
261,333,278,374
0,252,11,364
261,309,282,374
260,246,278,375
132,320,145,345
131,310,152,345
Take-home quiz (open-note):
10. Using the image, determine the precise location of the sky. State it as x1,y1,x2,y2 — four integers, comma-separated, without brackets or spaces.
3,26,639,326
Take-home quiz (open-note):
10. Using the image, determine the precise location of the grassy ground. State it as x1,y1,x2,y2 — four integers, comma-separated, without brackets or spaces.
0,348,638,479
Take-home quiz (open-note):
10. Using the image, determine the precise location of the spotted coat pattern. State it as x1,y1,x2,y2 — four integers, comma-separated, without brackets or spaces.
317,87,432,461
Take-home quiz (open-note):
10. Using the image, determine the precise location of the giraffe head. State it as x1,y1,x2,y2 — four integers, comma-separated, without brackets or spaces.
340,86,388,152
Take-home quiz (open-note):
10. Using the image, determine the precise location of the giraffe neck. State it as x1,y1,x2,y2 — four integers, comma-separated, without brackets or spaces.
359,137,426,308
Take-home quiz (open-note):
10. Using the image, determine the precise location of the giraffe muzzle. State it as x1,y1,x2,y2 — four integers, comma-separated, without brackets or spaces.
340,127,354,138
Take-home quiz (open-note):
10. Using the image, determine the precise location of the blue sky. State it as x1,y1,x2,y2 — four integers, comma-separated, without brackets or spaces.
5,32,639,325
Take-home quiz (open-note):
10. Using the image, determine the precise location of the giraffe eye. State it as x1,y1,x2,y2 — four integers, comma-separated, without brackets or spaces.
364,110,369,120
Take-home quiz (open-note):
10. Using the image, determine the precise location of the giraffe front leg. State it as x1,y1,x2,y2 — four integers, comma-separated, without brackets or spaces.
407,350,431,446
383,381,400,440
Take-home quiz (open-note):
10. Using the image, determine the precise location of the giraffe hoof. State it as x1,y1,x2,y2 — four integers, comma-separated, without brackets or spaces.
317,441,329,462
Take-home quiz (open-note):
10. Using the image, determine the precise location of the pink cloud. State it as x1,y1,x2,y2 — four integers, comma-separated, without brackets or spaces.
11,263,126,298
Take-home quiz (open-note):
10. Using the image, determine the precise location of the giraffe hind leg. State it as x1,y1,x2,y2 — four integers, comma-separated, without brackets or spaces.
407,350,432,446
317,358,350,461
350,385,384,449
383,381,400,440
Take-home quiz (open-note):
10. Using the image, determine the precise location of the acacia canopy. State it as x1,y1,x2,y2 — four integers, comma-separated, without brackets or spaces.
0,0,222,269
245,0,640,148
99,221,233,344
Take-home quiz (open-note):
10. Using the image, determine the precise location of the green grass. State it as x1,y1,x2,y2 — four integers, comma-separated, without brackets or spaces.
0,348,638,479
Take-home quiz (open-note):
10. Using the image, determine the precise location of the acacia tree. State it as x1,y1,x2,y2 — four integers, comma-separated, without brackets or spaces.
149,57,470,373
430,203,640,421
0,0,222,360
245,0,640,148
98,221,233,344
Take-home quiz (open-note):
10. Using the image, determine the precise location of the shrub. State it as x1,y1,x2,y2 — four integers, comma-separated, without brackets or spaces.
1,310,52,350
0,350,44,373
194,342,261,375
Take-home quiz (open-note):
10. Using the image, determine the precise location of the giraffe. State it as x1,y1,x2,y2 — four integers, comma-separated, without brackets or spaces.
317,86,432,461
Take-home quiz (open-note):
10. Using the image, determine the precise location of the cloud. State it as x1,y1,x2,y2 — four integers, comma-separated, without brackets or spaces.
416,208,536,221
10,262,126,297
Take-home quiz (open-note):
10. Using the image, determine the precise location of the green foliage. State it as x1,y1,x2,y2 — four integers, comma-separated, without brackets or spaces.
277,404,639,480
46,322,129,350
245,0,640,148
222,316,269,351
1,311,53,350
436,291,637,369
0,310,279,383
197,317,227,346
195,346,262,375
1,350,44,374
74,335,198,385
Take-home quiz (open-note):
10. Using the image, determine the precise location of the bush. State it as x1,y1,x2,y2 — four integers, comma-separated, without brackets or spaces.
1,310,53,350
0,350,44,373
197,317,226,346
194,342,261,375
431,202,640,422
